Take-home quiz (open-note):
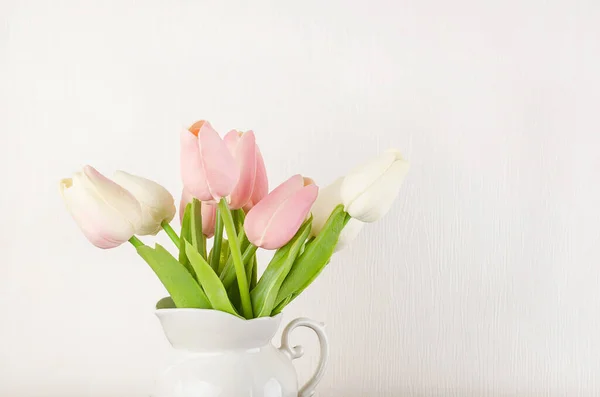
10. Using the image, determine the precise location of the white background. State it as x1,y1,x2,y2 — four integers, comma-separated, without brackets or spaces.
1,0,600,396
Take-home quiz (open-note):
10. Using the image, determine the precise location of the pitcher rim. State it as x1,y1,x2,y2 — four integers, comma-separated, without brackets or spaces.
155,307,283,322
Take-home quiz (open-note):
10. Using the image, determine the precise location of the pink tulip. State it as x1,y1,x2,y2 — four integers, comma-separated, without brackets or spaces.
223,130,257,209
244,174,318,250
180,120,239,202
179,189,217,238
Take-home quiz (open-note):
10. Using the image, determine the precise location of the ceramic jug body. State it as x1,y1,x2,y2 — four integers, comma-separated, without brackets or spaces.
152,309,328,397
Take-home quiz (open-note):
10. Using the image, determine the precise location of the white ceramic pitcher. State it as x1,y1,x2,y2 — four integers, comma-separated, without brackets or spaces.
152,309,329,397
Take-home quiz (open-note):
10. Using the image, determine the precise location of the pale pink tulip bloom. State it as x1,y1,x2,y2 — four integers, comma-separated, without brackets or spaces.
244,175,318,250
223,130,257,209
60,165,142,249
179,189,217,238
180,120,239,202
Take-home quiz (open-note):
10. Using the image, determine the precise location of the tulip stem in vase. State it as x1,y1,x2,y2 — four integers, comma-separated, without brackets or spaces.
161,221,180,247
218,198,253,319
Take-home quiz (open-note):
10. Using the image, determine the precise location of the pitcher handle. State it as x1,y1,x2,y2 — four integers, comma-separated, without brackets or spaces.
279,317,329,397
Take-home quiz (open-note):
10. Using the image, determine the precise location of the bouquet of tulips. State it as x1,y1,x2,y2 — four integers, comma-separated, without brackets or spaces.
60,121,409,319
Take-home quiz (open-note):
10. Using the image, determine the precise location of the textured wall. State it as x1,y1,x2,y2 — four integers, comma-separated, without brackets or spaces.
1,0,600,396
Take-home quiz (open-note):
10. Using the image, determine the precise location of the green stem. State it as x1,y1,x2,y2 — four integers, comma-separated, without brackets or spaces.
219,198,253,319
210,209,224,271
128,236,144,248
191,199,207,258
161,221,181,247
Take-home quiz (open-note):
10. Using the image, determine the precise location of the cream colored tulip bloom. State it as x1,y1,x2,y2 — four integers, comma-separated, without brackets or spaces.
340,149,409,223
112,171,176,236
60,165,142,249
310,177,364,252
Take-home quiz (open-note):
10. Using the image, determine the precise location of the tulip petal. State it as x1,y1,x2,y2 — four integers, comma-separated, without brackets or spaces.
310,177,344,237
179,188,193,224
249,146,269,207
244,175,304,242
197,121,240,201
340,151,398,209
188,120,205,136
227,131,257,209
335,218,364,252
113,171,173,212
82,165,142,230
344,158,409,222
201,202,217,238
310,177,364,251
258,186,318,249
245,175,318,250
223,129,241,153
180,128,212,201
112,171,176,235
60,178,123,248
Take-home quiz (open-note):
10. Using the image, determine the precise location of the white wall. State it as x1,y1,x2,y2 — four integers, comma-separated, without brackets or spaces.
1,0,600,396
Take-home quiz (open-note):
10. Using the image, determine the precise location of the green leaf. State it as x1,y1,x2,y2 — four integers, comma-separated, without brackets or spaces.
274,205,347,309
251,218,312,317
271,295,291,315
178,203,196,278
136,244,210,308
156,296,176,309
272,260,329,312
226,280,242,314
209,208,224,271
191,199,207,259
185,241,241,317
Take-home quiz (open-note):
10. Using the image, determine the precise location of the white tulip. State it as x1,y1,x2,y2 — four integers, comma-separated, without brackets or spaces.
112,171,176,236
59,165,142,249
340,149,409,222
310,177,365,252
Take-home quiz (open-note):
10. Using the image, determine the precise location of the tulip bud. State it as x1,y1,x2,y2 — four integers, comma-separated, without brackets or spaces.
179,189,217,238
111,171,176,236
340,149,409,222
59,165,142,249
244,174,318,250
310,177,364,252
180,120,239,202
